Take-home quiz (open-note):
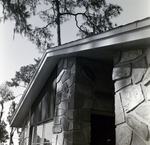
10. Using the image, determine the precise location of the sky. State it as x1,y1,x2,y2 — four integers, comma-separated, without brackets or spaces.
0,0,150,144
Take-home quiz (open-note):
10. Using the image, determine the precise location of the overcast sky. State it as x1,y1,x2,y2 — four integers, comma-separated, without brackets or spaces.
0,0,150,144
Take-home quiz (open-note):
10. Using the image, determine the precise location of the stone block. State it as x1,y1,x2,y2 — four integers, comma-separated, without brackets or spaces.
79,110,90,121
143,67,150,86
112,64,131,80
57,81,63,93
113,51,121,65
62,82,69,93
52,134,58,145
114,78,132,92
58,59,64,68
141,84,150,100
131,133,146,145
93,98,114,112
58,102,68,110
115,93,125,125
83,98,94,109
65,131,73,141
116,124,132,145
65,111,74,120
61,92,70,102
57,70,65,83
56,92,62,105
120,85,144,112
66,75,75,87
76,84,92,97
57,109,65,116
120,49,142,63
135,102,150,124
145,47,150,66
69,84,75,94
83,126,91,143
132,57,147,84
63,59,68,69
71,63,76,74
61,117,69,131
61,70,71,83
68,57,76,69
126,114,149,141
54,117,61,125
53,125,62,134
73,131,85,142
69,121,82,130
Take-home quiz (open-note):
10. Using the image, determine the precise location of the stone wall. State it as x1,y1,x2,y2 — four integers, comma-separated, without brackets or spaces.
52,57,114,145
113,47,150,145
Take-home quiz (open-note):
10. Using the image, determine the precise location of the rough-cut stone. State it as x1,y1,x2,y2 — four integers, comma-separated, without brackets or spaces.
126,114,149,141
68,57,76,69
131,133,146,145
63,59,68,69
113,51,121,65
57,81,63,93
71,63,76,74
132,57,147,84
143,68,150,86
69,92,84,109
69,121,82,130
57,109,65,116
120,85,144,112
62,82,69,93
65,131,73,141
142,84,150,100
69,84,75,94
116,124,132,145
79,110,90,121
54,117,61,125
57,70,65,83
66,75,75,87
61,70,71,83
114,78,132,92
115,93,125,125
61,92,70,101
112,64,131,80
58,59,64,68
83,126,91,143
65,111,74,120
76,84,92,97
73,131,84,142
57,132,65,145
93,98,114,112
58,102,68,110
135,102,150,124
120,49,142,63
56,92,62,105
83,98,94,109
61,117,69,131
145,47,150,66
53,125,62,133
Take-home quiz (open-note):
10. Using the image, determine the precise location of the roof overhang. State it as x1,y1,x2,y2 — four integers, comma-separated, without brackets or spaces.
11,18,150,127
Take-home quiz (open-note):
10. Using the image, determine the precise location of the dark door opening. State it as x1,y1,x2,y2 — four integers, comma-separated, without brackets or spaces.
91,114,115,145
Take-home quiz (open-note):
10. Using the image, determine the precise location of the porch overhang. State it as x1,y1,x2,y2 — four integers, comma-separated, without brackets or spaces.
10,18,150,127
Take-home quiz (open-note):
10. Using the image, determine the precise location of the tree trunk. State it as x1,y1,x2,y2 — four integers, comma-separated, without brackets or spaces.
56,0,61,46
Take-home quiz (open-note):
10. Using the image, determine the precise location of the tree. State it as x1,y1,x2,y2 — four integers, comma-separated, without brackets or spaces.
0,120,9,143
0,0,122,51
0,83,15,121
7,58,40,88
7,101,17,145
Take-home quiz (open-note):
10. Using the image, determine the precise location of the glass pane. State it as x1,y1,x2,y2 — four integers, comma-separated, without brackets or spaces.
32,125,43,143
43,122,53,143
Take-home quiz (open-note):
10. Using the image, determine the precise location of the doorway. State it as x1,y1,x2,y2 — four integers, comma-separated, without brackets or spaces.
91,114,115,145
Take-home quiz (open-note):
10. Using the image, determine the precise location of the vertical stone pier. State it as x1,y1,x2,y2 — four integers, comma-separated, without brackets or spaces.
53,57,113,145
113,47,150,145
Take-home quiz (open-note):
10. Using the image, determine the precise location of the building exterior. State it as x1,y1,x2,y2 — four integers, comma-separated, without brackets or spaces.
11,18,150,145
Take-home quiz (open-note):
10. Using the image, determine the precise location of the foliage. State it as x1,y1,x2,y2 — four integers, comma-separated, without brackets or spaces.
7,58,40,88
0,0,122,51
0,120,9,143
0,83,15,121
